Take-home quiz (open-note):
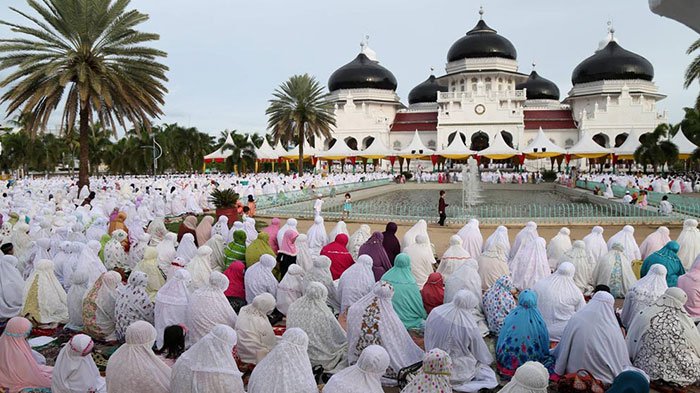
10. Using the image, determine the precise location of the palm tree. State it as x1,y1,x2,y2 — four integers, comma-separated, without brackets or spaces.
685,38,700,109
266,74,335,174
88,122,114,175
633,124,680,173
222,131,257,173
0,0,168,189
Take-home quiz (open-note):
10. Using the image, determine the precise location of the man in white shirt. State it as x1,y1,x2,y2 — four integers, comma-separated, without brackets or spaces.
622,191,633,204
659,195,673,214
313,193,324,217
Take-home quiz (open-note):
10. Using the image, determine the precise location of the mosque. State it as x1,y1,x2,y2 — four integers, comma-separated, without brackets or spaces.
322,9,668,158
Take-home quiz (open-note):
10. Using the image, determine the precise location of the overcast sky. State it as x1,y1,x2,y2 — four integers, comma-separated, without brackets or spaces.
0,0,698,137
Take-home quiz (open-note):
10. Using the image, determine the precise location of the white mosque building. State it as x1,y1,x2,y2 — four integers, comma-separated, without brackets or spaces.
321,9,668,160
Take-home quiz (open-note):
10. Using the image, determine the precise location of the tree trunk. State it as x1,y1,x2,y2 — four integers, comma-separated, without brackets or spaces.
297,128,304,175
78,105,90,190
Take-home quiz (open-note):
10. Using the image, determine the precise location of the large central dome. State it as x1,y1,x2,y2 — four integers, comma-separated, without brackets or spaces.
447,17,517,62
571,41,654,85
328,53,398,92
516,70,560,100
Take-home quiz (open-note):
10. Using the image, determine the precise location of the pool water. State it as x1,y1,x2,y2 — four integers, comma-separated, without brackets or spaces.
367,189,586,207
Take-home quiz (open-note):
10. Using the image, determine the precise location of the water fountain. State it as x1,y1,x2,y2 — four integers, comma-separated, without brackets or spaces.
462,157,482,209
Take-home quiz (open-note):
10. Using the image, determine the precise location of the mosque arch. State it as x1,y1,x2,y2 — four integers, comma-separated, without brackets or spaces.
447,131,467,145
639,133,652,145
325,138,337,150
470,131,489,151
564,138,575,148
362,136,375,149
427,140,436,150
344,136,358,150
593,133,609,148
392,140,402,150
614,133,629,148
500,130,514,148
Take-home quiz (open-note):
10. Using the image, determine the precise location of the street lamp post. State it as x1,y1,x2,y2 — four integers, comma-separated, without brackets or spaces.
141,137,163,178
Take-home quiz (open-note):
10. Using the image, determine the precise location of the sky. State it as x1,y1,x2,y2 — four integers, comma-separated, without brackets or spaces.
0,0,698,137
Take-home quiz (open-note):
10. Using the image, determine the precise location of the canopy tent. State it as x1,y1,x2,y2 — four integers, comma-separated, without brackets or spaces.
398,130,435,159
567,132,612,159
358,137,394,159
436,132,475,159
522,127,566,159
477,131,520,160
254,138,279,162
274,141,288,157
614,129,641,160
671,127,699,159
316,138,357,160
280,138,317,160
649,0,700,34
203,132,234,163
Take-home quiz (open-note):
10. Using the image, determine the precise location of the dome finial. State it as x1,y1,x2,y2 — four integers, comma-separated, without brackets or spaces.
532,61,536,71
430,66,434,74
608,20,615,37
359,34,378,61
479,5,484,19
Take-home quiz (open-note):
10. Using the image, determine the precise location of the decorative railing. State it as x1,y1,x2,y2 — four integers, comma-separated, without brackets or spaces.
255,179,392,209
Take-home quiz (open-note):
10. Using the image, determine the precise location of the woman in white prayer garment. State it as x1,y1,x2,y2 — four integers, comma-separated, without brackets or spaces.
532,262,585,342
105,321,171,393
676,218,700,269
170,324,245,393
403,234,436,289
639,226,671,260
547,227,572,270
328,220,349,242
22,258,69,326
509,237,550,291
307,215,329,256
184,246,213,291
583,225,607,264
337,254,375,314
607,225,641,262
402,219,429,250
593,242,638,298
287,282,347,373
187,272,237,345
175,233,197,263
243,254,278,304
456,219,483,259
294,234,315,272
51,333,106,393
499,361,550,393
235,292,277,364
424,289,498,392
154,269,191,349
346,282,423,382
510,221,538,260
347,224,371,261
558,240,596,294
246,327,318,393
620,264,667,329
626,287,700,386
276,218,298,251
276,264,305,315
65,270,90,331
322,345,389,393
553,291,635,384
477,242,510,291
483,225,510,256
0,255,24,323
437,235,472,280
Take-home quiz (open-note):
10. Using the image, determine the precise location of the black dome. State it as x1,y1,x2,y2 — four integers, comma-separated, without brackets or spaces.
328,53,398,92
572,41,654,85
408,74,448,104
447,19,517,62
516,70,560,100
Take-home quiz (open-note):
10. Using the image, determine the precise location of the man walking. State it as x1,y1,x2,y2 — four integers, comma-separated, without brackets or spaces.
438,190,448,226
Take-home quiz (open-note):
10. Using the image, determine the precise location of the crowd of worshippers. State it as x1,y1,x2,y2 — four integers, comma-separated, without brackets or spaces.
0,207,699,393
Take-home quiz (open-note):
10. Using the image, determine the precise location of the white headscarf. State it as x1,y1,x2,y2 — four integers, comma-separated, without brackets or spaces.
187,272,237,345
594,243,638,298
276,264,305,316
276,218,298,249
444,259,481,305
294,234,314,272
204,234,226,271
304,255,340,311
329,220,349,242
607,225,641,261
66,270,89,331
83,271,122,341
171,325,244,393
510,237,550,291
402,219,428,250
51,334,106,393
348,224,371,261
22,259,68,325
287,282,347,373
156,233,178,269
438,235,471,280
456,219,483,259
476,242,510,291
559,240,596,294
243,254,278,304
0,255,24,320
185,246,213,291
175,233,197,263
337,254,375,314
322,345,389,393
510,221,538,260
106,321,171,393
346,282,423,377
499,361,550,393
424,290,498,392
532,262,586,342
154,269,191,349
246,328,317,393
483,225,510,255
620,264,668,329
583,226,607,263
547,227,572,270
235,292,278,364
404,234,435,289
52,241,73,287
677,219,700,269
242,217,258,246
210,215,230,243
553,291,633,384
307,216,329,256
77,240,106,285
639,226,671,260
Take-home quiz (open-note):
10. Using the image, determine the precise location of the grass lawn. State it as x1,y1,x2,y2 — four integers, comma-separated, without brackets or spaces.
165,213,268,233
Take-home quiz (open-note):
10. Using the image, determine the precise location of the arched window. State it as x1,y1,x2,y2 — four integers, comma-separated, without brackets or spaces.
470,131,489,151
485,77,492,91
565,138,574,148
427,140,436,149
501,131,514,148
393,141,401,149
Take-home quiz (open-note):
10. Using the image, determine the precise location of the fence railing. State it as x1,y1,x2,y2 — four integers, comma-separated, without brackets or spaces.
255,179,392,209
576,180,700,218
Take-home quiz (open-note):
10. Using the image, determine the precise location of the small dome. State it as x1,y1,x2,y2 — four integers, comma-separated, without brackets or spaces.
572,41,654,85
516,70,560,100
408,74,448,104
447,18,517,62
328,53,397,92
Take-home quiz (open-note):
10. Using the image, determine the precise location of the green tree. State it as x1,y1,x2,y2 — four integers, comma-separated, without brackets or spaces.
685,38,700,110
266,74,335,174
0,0,168,189
634,123,680,173
88,122,114,175
222,131,257,173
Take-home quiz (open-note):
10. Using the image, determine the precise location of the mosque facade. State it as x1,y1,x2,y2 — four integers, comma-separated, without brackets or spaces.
322,10,668,157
